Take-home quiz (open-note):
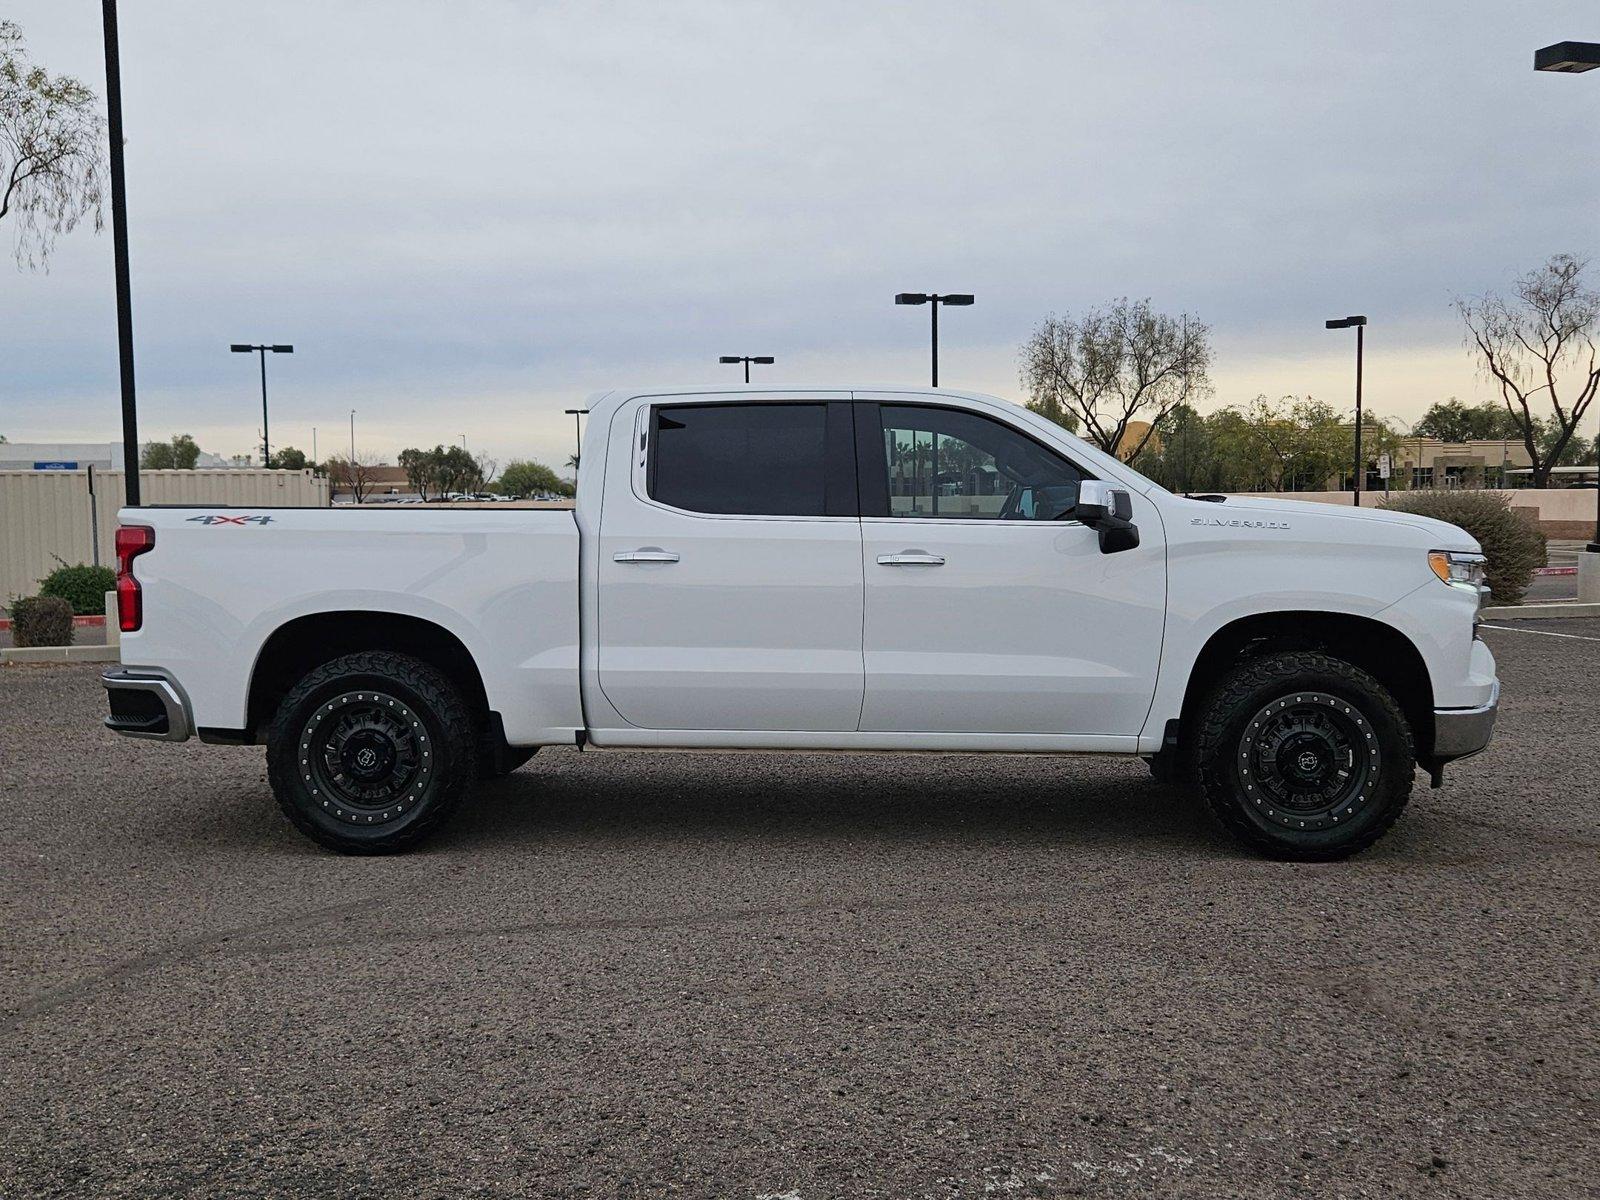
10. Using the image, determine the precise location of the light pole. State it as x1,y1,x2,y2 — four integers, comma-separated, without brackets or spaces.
349,410,356,461
564,408,586,470
100,0,139,504
230,344,293,465
1535,40,1600,550
718,355,775,383
1325,315,1367,506
895,293,975,387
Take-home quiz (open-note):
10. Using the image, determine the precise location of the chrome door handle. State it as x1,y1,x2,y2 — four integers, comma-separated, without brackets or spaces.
876,552,945,566
613,549,680,563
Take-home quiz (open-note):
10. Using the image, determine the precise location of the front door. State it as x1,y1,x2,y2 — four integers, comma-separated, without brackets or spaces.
854,399,1166,737
595,397,864,731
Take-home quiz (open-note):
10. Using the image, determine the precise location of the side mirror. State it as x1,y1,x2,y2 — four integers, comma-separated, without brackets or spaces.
1074,480,1140,554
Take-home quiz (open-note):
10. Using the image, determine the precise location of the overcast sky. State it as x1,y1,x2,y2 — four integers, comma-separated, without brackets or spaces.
3,1,1598,471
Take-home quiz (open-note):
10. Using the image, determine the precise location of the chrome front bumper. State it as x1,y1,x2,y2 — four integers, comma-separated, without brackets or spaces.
102,668,193,742
1433,679,1499,762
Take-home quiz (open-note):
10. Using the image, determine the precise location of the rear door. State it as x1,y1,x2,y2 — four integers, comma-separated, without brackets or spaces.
595,397,865,731
853,398,1166,737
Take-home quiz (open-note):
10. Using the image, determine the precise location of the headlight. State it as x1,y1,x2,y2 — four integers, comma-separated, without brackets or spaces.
1429,550,1487,590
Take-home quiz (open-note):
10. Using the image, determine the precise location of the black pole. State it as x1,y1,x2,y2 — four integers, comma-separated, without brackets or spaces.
101,0,139,506
743,359,750,384
1353,323,1364,507
931,300,939,387
258,347,270,466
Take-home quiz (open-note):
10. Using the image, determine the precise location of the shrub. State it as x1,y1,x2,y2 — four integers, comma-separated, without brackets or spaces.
9,595,75,647
1379,490,1545,604
38,561,117,615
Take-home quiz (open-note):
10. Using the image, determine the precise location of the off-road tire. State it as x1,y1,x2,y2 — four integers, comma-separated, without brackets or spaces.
266,651,477,854
1190,651,1414,861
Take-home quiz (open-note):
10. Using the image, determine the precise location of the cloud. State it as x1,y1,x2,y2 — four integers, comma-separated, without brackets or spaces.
3,0,1596,469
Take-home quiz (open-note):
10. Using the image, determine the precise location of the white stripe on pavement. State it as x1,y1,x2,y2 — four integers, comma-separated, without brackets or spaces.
1479,624,1600,642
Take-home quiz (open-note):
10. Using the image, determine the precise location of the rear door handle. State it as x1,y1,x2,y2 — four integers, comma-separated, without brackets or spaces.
613,549,680,563
876,552,945,566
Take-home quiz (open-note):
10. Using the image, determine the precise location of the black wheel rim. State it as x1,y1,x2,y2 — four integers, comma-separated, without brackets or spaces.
1239,691,1379,832
299,690,434,826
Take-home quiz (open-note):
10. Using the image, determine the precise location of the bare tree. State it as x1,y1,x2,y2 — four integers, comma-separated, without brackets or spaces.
1458,254,1600,489
0,21,106,269
1019,297,1211,459
326,453,380,504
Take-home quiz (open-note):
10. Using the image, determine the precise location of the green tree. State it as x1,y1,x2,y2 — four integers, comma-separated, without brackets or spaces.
495,459,573,498
1,20,107,269
1414,398,1521,442
398,447,437,498
140,433,200,470
268,446,308,470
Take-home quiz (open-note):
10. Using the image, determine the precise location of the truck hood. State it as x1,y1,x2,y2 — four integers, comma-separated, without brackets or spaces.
1190,494,1481,552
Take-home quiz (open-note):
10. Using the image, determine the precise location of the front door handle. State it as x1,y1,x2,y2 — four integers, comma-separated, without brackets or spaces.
613,549,680,563
876,552,945,566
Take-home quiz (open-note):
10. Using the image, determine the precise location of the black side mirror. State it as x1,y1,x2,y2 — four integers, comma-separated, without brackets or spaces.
1074,481,1141,554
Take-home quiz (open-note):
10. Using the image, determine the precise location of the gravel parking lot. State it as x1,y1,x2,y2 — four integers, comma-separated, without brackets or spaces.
3,624,1597,1199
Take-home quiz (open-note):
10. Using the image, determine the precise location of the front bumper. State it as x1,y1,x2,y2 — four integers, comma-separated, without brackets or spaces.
102,668,193,742
1432,679,1499,762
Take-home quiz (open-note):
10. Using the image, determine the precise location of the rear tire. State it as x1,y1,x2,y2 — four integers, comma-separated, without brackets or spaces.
266,651,477,854
1189,651,1414,861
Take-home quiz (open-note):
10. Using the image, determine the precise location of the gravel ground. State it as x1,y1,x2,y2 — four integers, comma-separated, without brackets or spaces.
2,626,1597,1199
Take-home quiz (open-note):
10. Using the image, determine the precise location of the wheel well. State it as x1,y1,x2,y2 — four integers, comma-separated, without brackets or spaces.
1178,612,1435,756
245,611,490,740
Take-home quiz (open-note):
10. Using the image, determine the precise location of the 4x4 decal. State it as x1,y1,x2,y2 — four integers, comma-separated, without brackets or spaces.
185,514,275,526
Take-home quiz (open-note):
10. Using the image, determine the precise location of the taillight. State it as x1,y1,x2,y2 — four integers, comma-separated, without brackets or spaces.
115,525,155,632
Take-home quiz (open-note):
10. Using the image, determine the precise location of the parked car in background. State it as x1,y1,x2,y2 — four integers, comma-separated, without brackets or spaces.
102,386,1498,860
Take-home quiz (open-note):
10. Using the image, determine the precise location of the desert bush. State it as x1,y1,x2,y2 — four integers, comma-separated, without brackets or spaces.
39,561,117,615
1379,490,1545,604
9,595,75,647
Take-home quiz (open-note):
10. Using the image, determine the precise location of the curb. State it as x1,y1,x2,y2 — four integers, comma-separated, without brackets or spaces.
0,645,120,665
1480,602,1600,620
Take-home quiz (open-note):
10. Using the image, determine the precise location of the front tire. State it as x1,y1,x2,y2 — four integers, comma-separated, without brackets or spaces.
266,651,476,854
1190,651,1414,861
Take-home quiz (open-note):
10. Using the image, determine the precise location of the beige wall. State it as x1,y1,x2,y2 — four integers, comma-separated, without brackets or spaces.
0,469,327,601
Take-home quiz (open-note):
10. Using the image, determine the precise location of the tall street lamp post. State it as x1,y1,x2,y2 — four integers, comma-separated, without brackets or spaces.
100,0,139,504
895,293,974,387
230,344,293,465
1325,315,1368,506
1535,40,1600,553
718,355,775,383
564,408,586,469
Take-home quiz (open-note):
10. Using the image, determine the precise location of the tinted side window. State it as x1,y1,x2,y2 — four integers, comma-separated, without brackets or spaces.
651,403,828,516
873,405,1085,519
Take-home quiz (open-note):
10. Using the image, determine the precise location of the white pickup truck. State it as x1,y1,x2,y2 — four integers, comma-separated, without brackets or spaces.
102,386,1499,859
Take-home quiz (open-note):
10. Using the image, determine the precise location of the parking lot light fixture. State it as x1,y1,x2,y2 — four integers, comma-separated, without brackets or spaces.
1534,41,1600,73
231,343,294,466
718,355,775,383
1535,40,1600,551
1325,316,1367,506
896,293,975,387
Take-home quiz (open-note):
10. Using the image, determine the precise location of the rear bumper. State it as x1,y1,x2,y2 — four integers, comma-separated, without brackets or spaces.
1432,679,1499,762
102,668,193,742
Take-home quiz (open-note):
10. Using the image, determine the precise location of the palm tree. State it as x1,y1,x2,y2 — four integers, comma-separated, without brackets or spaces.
565,453,580,472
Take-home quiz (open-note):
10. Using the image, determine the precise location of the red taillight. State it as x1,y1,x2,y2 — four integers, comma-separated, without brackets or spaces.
115,525,155,633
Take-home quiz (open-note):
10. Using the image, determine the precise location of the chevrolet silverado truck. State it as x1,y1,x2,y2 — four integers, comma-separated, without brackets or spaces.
101,386,1499,859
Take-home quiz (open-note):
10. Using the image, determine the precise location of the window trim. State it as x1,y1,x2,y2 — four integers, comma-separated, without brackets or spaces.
854,400,1096,521
643,399,858,520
